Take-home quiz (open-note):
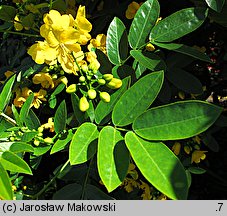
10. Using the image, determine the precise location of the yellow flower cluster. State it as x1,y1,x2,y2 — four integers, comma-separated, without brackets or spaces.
125,2,143,19
28,6,92,75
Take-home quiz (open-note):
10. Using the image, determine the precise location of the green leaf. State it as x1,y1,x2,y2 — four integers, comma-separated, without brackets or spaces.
106,17,128,65
33,146,51,156
188,167,206,174
98,126,129,192
0,162,13,200
48,83,65,109
51,129,74,154
0,5,17,22
112,71,164,126
21,13,35,29
54,100,67,133
133,100,223,140
96,49,113,74
95,77,130,124
20,93,34,124
84,184,114,200
153,42,212,63
205,0,225,12
150,7,208,42
134,61,147,79
130,50,166,71
86,100,95,122
53,183,82,200
21,131,38,142
166,68,203,94
11,105,22,127
0,151,32,175
9,142,34,153
69,123,99,165
71,93,85,124
25,109,41,130
125,132,188,200
128,0,160,49
0,75,16,113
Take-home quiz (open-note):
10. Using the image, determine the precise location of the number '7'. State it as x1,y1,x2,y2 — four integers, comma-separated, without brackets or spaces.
218,203,223,211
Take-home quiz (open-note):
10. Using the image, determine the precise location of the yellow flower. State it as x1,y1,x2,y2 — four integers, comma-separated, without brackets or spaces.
32,72,54,89
184,146,191,155
14,15,23,31
145,43,155,52
0,71,15,84
172,142,181,155
33,89,47,109
140,181,152,200
88,34,106,54
86,51,100,71
125,2,142,19
123,178,140,193
41,117,54,132
191,150,208,164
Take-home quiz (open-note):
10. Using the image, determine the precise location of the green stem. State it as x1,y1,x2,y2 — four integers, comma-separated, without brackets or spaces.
81,157,94,200
115,127,130,132
0,30,41,38
49,0,53,9
32,159,70,199
0,112,17,126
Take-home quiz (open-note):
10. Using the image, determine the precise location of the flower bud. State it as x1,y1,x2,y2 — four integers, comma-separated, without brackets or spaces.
79,96,90,112
106,78,122,89
33,140,40,146
98,79,106,85
66,84,77,94
88,89,97,99
172,142,181,155
79,76,86,82
103,74,113,81
145,43,155,52
184,146,191,155
81,64,88,72
60,76,68,86
100,92,110,103
44,137,53,144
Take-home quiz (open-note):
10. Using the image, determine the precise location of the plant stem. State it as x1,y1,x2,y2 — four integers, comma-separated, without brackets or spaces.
32,159,70,199
49,0,53,9
0,30,41,38
81,157,94,199
0,112,17,126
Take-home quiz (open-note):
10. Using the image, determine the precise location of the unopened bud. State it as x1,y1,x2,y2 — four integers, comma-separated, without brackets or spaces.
100,92,110,103
106,78,122,89
79,76,86,82
87,89,97,99
66,84,77,93
98,79,106,85
103,74,113,81
79,96,90,112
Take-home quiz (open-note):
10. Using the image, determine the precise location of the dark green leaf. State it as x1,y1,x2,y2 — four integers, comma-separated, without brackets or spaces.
53,183,82,200
125,132,188,200
9,142,34,153
54,100,67,133
0,162,13,200
0,5,17,21
166,68,203,94
112,71,164,126
150,7,208,42
71,93,85,124
69,123,99,165
11,105,22,127
21,131,38,142
188,167,206,174
21,13,35,29
98,126,129,192
0,151,32,175
48,83,65,109
0,75,16,112
95,77,130,124
133,100,223,140
130,50,166,71
96,49,113,74
153,42,211,62
202,132,219,152
86,100,95,122
129,0,160,49
33,146,51,156
51,129,74,154
106,17,128,65
25,109,41,130
205,0,225,12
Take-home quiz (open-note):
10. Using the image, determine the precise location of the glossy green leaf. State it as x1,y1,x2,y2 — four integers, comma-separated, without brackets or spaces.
96,49,112,74
150,7,208,42
112,71,164,126
53,183,82,200
51,129,74,154
0,5,17,21
11,105,22,127
9,142,34,153
0,75,16,112
205,0,225,12
54,100,67,133
153,42,211,63
134,61,147,79
86,100,95,122
95,77,130,124
48,83,65,109
20,93,34,124
98,126,129,192
202,132,219,152
130,50,166,71
70,123,99,165
133,100,223,140
128,0,160,49
71,93,85,124
125,132,188,200
33,146,51,156
0,162,13,200
106,17,128,65
166,68,203,94
0,151,32,175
